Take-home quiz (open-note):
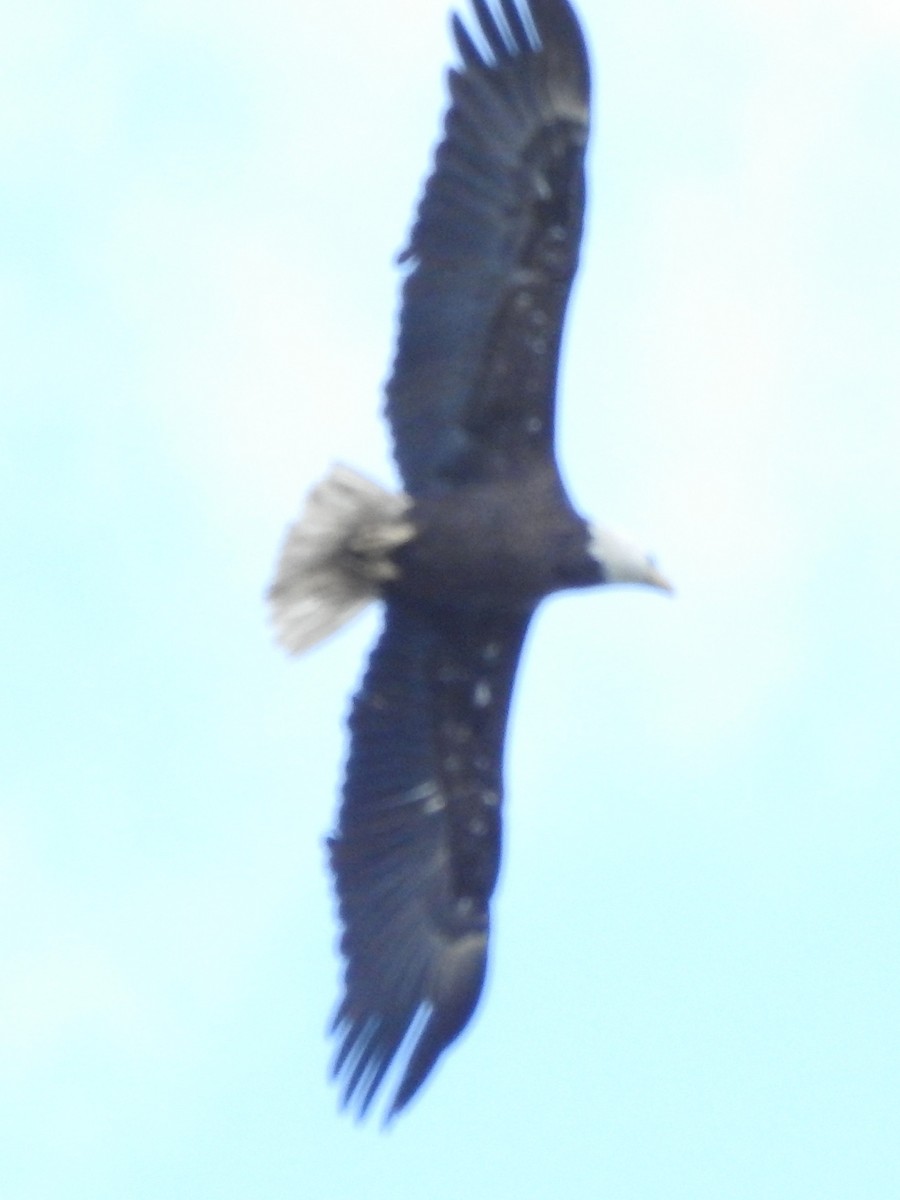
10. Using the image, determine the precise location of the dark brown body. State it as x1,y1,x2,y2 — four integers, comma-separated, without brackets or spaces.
392,467,603,610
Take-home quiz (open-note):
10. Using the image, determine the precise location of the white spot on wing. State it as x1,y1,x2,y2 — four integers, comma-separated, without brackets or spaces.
406,781,438,804
473,680,492,708
532,171,551,200
388,780,443,810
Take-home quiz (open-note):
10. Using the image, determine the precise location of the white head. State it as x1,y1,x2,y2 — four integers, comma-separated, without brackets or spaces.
588,524,674,593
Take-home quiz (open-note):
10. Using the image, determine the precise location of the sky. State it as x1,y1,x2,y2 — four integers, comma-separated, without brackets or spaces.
3,0,900,1195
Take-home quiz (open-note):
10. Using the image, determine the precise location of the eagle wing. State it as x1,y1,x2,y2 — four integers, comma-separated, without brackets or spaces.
329,598,532,1118
386,0,591,494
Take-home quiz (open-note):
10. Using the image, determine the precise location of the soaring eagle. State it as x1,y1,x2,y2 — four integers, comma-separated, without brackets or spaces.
269,0,671,1120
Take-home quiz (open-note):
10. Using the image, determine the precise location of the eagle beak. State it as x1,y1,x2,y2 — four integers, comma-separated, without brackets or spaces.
646,566,675,595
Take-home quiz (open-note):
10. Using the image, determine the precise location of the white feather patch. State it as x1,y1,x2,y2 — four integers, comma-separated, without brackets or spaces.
268,464,414,655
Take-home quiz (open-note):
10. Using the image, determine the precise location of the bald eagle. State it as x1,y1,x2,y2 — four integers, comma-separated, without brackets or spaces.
269,0,671,1120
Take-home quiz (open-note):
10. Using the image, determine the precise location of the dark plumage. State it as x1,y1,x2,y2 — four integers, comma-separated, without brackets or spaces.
269,0,671,1120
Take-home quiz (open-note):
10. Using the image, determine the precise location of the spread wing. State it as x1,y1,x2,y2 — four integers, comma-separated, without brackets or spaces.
329,598,532,1118
386,0,591,494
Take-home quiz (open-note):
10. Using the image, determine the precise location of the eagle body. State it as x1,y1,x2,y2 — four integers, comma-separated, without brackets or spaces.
269,0,671,1120
392,469,602,610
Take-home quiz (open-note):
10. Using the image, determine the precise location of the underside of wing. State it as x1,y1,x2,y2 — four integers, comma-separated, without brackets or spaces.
386,0,591,494
329,598,532,1118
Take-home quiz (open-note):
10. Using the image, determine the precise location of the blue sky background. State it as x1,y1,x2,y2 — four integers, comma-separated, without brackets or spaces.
3,0,900,1195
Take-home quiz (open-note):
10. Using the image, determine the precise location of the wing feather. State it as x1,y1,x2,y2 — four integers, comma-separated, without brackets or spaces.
329,599,531,1118
386,0,591,493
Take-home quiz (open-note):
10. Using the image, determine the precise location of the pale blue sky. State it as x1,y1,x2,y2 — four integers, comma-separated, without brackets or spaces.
3,0,900,1196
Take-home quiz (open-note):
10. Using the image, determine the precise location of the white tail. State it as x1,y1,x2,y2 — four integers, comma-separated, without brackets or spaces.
268,464,415,655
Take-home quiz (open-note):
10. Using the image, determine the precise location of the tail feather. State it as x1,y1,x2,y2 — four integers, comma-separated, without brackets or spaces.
268,465,414,655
